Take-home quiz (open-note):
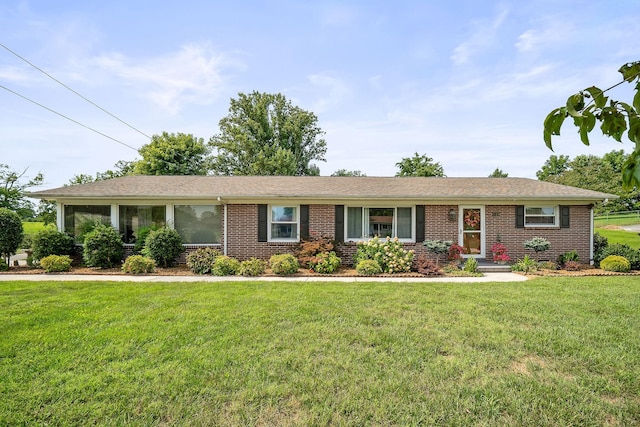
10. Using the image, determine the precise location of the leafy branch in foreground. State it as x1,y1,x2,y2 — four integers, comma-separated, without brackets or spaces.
543,61,640,189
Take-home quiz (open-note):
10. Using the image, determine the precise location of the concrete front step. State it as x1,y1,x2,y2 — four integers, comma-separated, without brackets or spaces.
474,259,512,273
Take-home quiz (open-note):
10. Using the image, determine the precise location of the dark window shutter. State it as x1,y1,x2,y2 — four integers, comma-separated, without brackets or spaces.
515,205,525,228
334,205,344,242
415,205,425,242
300,205,310,240
560,205,570,228
258,204,267,242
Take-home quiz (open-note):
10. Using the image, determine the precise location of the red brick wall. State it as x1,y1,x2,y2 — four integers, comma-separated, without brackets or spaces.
483,205,592,262
187,203,594,265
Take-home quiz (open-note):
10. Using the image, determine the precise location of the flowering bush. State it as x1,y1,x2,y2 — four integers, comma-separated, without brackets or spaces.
312,251,341,274
491,242,511,263
448,243,464,262
354,236,414,273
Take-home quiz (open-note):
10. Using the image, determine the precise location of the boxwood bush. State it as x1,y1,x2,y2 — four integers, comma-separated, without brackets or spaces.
82,223,124,268
32,229,75,262
595,244,640,270
39,254,72,272
122,255,156,274
211,256,241,276
270,254,299,275
239,258,267,277
356,259,382,276
600,255,631,272
186,247,222,274
142,227,184,268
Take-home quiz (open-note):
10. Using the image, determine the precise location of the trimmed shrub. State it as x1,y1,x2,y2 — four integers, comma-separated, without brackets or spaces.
596,244,640,270
211,256,241,276
539,261,558,270
356,259,382,276
122,255,156,274
40,255,72,273
239,258,267,277
0,208,23,267
133,225,160,254
142,227,184,268
186,247,222,274
83,223,124,268
270,254,299,275
312,251,341,274
600,255,631,272
593,232,608,262
32,229,75,262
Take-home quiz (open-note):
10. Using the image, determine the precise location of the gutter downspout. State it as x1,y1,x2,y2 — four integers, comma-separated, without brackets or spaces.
590,206,594,265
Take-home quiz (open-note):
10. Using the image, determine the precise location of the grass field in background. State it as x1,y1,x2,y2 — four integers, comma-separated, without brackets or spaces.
595,227,640,249
594,211,640,228
1,278,638,425
21,221,53,236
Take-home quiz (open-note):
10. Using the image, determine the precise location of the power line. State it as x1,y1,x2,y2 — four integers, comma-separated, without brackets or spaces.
0,42,152,140
0,83,139,152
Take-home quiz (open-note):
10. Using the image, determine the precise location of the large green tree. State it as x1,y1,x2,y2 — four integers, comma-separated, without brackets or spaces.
395,153,445,177
537,150,638,212
536,155,570,181
0,164,44,219
543,61,640,189
209,91,327,176
133,132,210,175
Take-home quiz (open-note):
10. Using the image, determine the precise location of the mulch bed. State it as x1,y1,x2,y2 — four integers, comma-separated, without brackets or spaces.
2,265,638,277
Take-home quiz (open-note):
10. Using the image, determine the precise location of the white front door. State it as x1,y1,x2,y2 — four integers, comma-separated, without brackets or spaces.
459,206,485,258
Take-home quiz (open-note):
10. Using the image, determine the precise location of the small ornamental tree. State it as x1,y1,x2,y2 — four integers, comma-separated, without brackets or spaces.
0,207,23,268
524,237,551,261
423,239,451,266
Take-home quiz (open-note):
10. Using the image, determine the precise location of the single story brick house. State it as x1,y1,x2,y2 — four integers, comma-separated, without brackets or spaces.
29,175,616,264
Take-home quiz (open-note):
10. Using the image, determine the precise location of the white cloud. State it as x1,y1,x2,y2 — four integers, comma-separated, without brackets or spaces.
515,20,572,53
307,73,350,113
94,43,240,115
451,7,509,65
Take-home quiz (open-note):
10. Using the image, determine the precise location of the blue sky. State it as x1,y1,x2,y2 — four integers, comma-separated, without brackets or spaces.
1,1,639,188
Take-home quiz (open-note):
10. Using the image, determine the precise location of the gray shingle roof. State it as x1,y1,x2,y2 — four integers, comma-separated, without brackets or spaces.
28,176,616,202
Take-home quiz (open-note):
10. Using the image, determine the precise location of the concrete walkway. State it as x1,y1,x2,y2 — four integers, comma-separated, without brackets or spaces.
0,272,529,283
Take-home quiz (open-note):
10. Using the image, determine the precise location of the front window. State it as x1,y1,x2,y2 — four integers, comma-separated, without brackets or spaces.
119,205,166,244
64,205,111,243
346,207,413,241
269,206,298,241
525,206,557,227
174,205,222,244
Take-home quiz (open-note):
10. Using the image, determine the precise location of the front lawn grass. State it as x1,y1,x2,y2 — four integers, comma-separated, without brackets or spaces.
1,278,639,425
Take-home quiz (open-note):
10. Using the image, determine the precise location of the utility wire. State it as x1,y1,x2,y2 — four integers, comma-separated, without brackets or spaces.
0,83,139,152
0,42,152,140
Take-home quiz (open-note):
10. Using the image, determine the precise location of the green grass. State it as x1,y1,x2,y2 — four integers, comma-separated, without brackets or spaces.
595,212,640,228
1,278,639,425
596,227,640,249
21,221,53,236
